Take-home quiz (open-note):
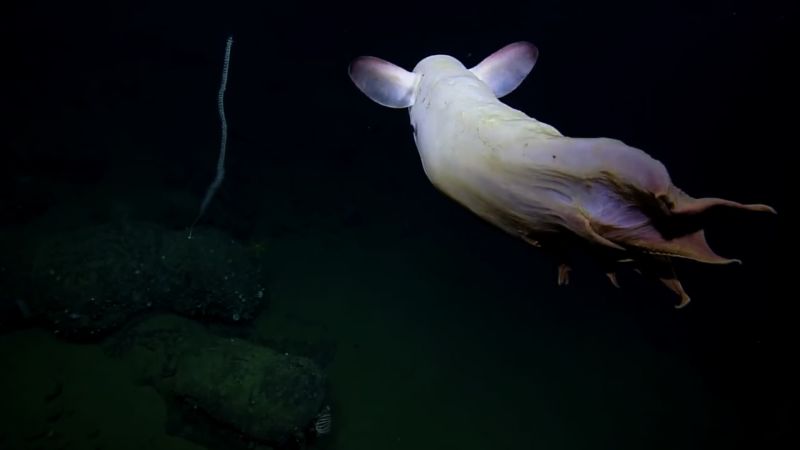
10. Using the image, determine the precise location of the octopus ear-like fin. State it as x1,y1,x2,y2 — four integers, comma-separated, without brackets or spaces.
348,56,418,108
470,41,538,98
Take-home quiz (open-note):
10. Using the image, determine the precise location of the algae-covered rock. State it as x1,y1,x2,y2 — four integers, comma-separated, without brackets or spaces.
108,315,326,446
29,221,164,337
156,225,267,323
171,336,324,441
27,221,267,338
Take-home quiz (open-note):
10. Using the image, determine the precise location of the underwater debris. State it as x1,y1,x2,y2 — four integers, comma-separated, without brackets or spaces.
313,405,332,436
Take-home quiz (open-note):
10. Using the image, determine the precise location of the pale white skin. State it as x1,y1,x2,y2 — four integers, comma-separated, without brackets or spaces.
348,41,775,307
406,53,671,247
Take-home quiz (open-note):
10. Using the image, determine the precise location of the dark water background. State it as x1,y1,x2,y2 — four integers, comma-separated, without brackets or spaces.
2,1,793,449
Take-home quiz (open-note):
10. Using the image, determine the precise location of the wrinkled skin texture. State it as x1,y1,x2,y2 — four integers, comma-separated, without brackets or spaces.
420,118,774,308
350,42,776,308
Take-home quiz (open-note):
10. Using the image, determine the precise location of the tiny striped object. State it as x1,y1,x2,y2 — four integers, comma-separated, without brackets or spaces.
314,405,332,435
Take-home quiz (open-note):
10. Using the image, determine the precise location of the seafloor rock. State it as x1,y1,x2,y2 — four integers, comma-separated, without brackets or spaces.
26,221,267,338
107,315,326,447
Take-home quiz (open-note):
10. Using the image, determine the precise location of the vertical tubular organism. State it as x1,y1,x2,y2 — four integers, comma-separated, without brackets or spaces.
189,35,233,239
